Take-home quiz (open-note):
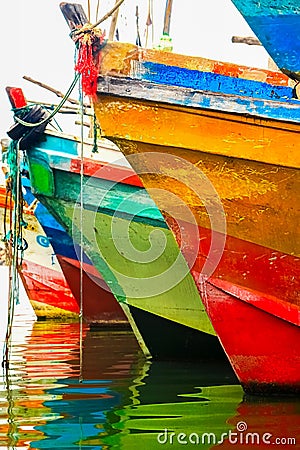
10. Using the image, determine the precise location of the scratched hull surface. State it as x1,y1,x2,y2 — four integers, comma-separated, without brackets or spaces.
230,0,300,81
25,144,222,360
0,184,78,319
93,42,300,393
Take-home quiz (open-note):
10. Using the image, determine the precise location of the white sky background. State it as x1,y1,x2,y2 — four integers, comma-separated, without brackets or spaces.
0,0,270,138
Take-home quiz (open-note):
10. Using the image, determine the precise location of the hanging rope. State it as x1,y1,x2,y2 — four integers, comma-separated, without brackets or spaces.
2,140,25,367
1,69,80,366
135,5,142,46
74,28,105,97
87,0,91,22
92,112,99,153
79,78,85,384
95,0,101,22
145,0,153,48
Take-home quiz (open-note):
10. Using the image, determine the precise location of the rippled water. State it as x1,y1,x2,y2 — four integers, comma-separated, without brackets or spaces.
0,307,299,449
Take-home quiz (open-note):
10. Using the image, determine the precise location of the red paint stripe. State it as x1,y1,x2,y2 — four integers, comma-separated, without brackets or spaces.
57,255,127,323
70,158,143,187
212,61,290,86
208,277,300,326
0,186,34,214
59,255,103,279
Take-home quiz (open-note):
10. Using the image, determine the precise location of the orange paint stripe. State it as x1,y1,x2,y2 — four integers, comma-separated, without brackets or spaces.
94,96,300,169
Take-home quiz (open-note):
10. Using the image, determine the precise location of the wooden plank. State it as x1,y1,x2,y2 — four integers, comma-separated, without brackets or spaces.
232,36,261,46
59,2,88,31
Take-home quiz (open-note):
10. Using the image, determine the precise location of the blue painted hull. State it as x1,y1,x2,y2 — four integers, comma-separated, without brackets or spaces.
23,181,91,265
231,0,300,80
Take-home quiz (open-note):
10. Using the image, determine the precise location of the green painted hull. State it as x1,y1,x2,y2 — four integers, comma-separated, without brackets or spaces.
27,147,217,358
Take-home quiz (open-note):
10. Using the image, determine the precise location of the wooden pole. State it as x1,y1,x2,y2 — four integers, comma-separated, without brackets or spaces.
23,75,89,107
163,0,173,35
108,0,120,40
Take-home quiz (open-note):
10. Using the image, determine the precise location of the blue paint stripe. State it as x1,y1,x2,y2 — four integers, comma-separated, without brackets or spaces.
37,133,78,155
135,61,295,102
22,183,93,265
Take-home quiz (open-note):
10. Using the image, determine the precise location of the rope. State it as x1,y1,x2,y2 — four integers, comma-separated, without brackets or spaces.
73,0,126,37
79,79,84,384
95,0,101,21
145,0,154,48
87,0,91,22
92,113,99,153
2,141,23,367
135,5,142,47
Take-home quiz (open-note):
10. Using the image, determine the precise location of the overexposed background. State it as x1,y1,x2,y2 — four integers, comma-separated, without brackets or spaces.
0,0,270,138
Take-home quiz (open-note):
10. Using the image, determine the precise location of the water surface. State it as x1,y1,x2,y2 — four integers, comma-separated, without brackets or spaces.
0,313,299,449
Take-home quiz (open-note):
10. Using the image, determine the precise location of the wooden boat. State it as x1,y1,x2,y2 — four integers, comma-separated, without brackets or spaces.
91,43,300,394
58,0,300,394
5,88,225,359
5,87,128,326
0,175,79,320
230,0,300,81
22,180,128,327
21,129,226,361
4,85,224,358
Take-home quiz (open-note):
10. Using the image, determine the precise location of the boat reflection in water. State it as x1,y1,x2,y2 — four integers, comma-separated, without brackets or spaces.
0,319,299,449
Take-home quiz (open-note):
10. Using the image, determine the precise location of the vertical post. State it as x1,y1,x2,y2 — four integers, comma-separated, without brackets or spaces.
108,0,120,40
163,0,173,36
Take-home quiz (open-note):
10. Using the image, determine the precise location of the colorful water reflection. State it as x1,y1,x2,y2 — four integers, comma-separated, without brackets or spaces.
0,319,299,449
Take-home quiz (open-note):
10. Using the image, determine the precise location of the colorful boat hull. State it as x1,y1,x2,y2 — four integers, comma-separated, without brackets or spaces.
22,178,128,326
200,279,300,395
0,183,79,319
92,42,300,394
230,0,300,81
24,141,226,360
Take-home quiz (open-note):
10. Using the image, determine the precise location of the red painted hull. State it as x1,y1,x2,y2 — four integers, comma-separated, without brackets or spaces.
166,218,299,310
170,218,300,394
20,259,79,316
198,277,300,395
57,255,128,325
